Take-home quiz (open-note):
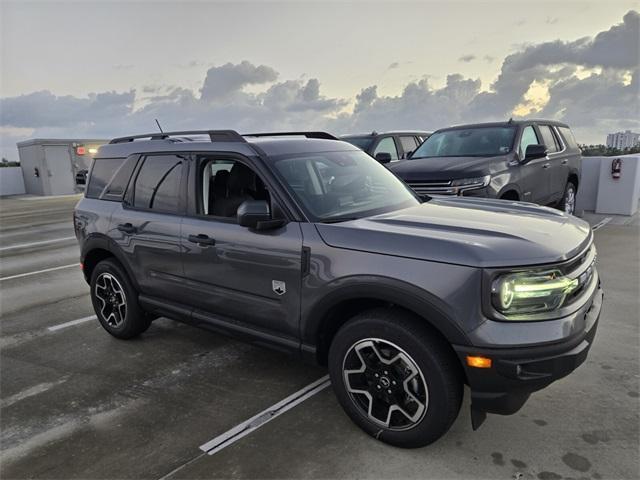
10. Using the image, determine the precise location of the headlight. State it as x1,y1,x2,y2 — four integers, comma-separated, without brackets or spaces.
491,269,579,316
451,175,491,188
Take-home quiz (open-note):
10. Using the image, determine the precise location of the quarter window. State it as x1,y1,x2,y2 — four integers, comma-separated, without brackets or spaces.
86,158,125,199
132,155,184,213
373,137,399,161
519,126,540,159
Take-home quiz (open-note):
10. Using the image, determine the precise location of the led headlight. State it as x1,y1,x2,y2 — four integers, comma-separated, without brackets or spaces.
491,269,579,317
451,175,491,188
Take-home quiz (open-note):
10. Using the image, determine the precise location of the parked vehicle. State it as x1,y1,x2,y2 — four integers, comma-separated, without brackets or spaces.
388,120,582,214
75,130,601,448
341,131,431,163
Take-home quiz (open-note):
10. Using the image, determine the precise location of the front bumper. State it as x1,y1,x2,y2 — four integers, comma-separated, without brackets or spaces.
454,284,603,418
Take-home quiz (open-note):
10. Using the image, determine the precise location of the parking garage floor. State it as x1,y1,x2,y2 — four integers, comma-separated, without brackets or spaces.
1,195,638,480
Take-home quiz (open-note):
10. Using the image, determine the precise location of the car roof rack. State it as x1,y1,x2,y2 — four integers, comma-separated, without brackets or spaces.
109,129,247,144
243,131,338,140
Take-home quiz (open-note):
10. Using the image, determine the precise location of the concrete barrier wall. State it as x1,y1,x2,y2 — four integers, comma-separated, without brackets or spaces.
0,167,26,196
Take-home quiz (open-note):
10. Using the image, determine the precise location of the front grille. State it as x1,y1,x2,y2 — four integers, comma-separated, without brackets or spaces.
407,181,457,196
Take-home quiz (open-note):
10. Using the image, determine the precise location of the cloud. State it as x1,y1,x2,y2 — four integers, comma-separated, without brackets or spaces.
1,11,638,160
458,54,476,63
200,61,278,101
387,62,400,70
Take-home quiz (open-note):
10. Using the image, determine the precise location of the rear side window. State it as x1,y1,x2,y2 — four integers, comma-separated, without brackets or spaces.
539,126,559,153
399,136,418,157
86,158,125,199
558,126,579,150
132,155,184,213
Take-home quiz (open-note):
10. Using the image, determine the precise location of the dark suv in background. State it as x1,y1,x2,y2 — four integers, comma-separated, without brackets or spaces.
389,120,582,214
341,130,431,163
75,130,601,448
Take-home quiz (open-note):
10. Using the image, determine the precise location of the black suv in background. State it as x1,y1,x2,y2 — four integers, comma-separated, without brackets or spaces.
341,130,431,163
75,130,601,448
388,120,582,214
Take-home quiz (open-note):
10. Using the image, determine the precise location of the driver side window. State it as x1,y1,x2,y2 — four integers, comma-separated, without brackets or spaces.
199,157,270,219
373,137,399,161
519,126,539,160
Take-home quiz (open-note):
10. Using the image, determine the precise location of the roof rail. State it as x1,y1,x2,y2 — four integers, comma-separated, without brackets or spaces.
243,131,338,140
109,129,247,144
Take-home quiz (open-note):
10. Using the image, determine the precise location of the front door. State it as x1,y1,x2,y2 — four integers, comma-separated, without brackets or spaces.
180,155,303,341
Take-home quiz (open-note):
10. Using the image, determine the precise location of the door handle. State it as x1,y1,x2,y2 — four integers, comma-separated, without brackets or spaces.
188,234,216,246
561,159,568,165
117,223,137,234
542,163,551,169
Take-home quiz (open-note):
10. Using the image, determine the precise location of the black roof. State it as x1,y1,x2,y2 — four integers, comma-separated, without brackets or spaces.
96,130,358,159
341,130,432,138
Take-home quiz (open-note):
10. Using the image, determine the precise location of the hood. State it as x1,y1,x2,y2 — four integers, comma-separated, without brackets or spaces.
315,197,592,268
388,155,506,181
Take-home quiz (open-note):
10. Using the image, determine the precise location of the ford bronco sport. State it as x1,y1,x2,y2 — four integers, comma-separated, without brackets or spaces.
389,120,582,215
74,130,602,448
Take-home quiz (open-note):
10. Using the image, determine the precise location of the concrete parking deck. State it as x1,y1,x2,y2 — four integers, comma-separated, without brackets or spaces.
1,196,638,479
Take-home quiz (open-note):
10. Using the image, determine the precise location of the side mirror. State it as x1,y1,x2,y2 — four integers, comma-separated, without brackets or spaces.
523,144,547,162
375,152,392,164
237,200,285,230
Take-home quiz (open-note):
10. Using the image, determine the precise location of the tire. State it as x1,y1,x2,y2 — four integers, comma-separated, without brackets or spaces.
328,308,463,448
90,258,151,339
558,182,577,215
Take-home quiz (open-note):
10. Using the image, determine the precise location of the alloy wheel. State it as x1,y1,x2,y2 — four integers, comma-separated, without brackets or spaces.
95,273,127,327
342,338,428,431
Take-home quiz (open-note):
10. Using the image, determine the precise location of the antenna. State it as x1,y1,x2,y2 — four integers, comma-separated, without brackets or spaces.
155,119,164,133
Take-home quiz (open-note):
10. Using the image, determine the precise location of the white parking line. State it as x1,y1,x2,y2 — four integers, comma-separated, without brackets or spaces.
592,217,613,231
0,236,76,252
199,375,331,455
48,315,96,332
0,263,79,282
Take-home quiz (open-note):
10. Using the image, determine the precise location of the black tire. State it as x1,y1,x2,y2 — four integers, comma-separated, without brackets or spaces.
90,258,151,339
328,308,463,448
558,181,577,215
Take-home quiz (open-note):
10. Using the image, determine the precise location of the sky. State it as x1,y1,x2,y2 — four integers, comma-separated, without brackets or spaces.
1,0,639,161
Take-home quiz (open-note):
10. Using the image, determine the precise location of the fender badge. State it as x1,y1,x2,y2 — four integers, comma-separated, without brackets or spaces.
272,280,286,296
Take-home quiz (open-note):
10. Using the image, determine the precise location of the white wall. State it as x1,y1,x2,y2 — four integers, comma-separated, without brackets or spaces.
0,167,26,196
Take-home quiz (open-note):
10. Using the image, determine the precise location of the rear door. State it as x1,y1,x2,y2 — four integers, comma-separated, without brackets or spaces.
517,125,551,204
180,153,303,342
110,154,187,300
537,124,566,203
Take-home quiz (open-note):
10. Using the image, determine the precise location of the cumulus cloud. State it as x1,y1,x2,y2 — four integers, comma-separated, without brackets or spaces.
458,54,476,63
1,10,638,160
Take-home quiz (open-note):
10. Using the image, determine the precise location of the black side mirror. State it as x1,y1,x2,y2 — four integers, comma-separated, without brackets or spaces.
237,200,285,230
375,152,392,164
524,144,547,163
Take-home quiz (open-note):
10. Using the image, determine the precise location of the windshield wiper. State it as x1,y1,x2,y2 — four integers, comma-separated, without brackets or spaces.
319,216,360,224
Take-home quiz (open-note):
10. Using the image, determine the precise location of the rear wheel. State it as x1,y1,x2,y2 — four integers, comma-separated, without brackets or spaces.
558,182,577,215
90,259,151,339
328,308,463,448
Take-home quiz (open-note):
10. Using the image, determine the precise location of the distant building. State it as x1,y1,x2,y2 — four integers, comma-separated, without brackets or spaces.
17,138,107,195
606,130,640,149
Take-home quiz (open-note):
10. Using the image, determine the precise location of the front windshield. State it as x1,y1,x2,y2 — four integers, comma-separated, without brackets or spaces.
411,126,516,158
341,136,374,151
272,150,420,222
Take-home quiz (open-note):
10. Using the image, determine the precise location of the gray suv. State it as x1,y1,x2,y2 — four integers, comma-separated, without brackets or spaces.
389,120,581,215
74,130,602,448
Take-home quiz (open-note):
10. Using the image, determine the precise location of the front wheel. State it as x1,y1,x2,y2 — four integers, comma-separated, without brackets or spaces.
328,308,463,448
559,182,577,215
